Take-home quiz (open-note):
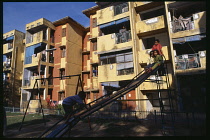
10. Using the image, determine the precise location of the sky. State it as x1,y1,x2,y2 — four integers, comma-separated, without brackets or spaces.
3,2,97,33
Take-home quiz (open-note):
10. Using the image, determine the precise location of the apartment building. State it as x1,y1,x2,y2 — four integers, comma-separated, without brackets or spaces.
20,18,56,110
165,1,206,111
3,30,25,107
52,16,87,104
82,5,100,104
19,17,89,111
82,1,206,112
5,2,205,113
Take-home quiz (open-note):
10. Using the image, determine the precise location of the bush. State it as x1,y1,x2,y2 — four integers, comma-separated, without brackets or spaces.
55,104,65,115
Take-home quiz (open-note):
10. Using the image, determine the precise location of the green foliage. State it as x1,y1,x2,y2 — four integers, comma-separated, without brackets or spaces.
55,104,65,115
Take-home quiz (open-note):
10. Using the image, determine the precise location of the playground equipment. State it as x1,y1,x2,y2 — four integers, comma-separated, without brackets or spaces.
38,63,175,137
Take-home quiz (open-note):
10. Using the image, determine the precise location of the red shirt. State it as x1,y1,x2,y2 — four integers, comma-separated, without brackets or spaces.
152,44,163,55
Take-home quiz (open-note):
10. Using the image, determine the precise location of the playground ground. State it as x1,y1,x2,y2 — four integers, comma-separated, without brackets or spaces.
4,114,205,138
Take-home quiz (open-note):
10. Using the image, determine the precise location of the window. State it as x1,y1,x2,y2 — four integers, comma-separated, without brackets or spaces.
114,3,129,16
100,55,116,65
7,42,13,50
62,28,66,37
116,52,134,75
43,30,47,40
92,65,98,77
100,49,133,65
59,68,65,79
60,46,66,58
22,93,28,101
37,22,41,26
87,92,90,99
31,25,34,28
58,91,65,101
92,18,97,28
93,42,97,51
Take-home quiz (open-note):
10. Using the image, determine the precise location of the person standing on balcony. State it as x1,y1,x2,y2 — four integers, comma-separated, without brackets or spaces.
62,91,87,119
152,39,163,56
119,26,127,43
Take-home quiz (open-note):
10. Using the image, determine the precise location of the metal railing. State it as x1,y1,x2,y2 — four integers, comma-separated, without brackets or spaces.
90,110,206,124
5,107,63,115
115,30,132,44
175,53,201,70
114,3,129,16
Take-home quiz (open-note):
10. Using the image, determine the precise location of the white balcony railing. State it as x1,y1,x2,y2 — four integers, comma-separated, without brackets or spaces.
175,53,203,70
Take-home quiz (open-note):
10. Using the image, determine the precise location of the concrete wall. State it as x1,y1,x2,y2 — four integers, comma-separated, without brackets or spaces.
98,63,135,82
136,15,166,34
97,5,130,25
97,34,132,52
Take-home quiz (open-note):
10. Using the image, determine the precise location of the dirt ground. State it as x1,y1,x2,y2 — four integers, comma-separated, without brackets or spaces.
4,117,205,138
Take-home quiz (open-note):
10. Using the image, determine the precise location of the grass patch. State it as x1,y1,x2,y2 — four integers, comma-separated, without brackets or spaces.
6,113,63,129
6,112,23,116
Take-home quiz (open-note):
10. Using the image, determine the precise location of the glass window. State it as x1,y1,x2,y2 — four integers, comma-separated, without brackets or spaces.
92,18,97,28
93,42,97,51
60,46,66,58
62,28,66,37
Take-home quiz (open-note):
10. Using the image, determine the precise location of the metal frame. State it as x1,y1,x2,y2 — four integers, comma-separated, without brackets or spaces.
19,74,83,131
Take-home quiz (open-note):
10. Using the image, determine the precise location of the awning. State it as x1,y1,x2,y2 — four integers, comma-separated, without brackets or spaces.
5,35,14,41
97,46,132,55
172,34,206,44
99,17,129,29
101,81,120,88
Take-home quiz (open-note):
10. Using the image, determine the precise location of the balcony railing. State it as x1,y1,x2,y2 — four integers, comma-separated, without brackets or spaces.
7,43,13,50
114,3,129,16
175,53,201,70
23,79,30,86
115,30,132,44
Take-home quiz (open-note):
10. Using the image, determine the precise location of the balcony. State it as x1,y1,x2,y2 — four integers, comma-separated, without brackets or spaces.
26,18,55,33
3,62,11,71
136,15,166,36
91,27,99,39
3,43,13,54
83,60,90,72
139,46,169,65
97,31,132,53
91,51,99,64
24,52,47,68
97,3,129,26
84,79,91,91
22,76,45,89
171,11,206,38
140,74,173,90
92,76,99,90
175,51,206,74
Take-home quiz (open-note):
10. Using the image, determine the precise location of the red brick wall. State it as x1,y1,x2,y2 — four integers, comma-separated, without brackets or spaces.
52,25,63,101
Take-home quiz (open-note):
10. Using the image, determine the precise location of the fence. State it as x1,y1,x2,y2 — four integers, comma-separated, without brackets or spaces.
90,110,206,125
5,107,205,125
175,53,200,70
4,107,63,115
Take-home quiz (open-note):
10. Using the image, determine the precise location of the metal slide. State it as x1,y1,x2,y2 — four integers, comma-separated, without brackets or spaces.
39,66,160,138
